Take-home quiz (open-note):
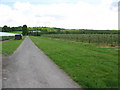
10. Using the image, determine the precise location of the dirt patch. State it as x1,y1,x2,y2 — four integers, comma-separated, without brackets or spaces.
114,46,120,48
100,45,120,48
100,46,112,48
113,49,120,51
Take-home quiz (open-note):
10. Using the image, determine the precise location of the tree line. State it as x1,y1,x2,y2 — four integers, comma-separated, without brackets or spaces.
2,25,22,32
1,25,119,35
2,25,28,36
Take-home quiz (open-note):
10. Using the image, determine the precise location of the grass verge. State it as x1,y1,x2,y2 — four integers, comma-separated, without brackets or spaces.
0,37,1,54
1,37,25,56
8,31,22,34
0,36,15,41
30,36,118,88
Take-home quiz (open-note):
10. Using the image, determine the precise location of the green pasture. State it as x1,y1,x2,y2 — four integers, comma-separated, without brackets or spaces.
30,36,118,88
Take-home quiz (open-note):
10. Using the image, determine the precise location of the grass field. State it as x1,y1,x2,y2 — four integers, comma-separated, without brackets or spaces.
0,37,1,54
1,37,25,56
30,36,118,88
0,36,15,41
8,31,22,34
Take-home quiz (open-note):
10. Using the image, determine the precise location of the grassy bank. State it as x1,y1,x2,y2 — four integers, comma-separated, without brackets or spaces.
0,36,15,41
30,36,118,88
1,37,25,56
8,31,22,34
0,43,2,54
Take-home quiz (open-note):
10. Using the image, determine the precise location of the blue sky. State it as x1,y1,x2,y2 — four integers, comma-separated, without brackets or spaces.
0,0,119,30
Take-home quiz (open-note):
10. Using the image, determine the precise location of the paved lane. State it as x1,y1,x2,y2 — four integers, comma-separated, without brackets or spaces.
3,37,80,88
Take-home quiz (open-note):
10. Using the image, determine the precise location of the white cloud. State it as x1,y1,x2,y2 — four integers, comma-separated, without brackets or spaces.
0,0,118,30
1,0,79,4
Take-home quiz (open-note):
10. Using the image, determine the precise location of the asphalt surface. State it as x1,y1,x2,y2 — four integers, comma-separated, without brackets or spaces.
2,37,80,88
0,54,2,89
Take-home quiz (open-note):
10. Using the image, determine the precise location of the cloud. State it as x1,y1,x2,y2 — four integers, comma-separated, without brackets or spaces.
0,0,118,30
0,0,79,4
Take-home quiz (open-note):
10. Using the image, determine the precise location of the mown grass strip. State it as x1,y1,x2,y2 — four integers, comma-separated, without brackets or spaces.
1,37,25,56
8,31,22,34
0,36,1,54
30,36,118,88
0,36,15,41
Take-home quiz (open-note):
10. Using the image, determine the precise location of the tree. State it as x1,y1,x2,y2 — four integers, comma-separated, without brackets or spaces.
2,25,8,32
22,25,28,36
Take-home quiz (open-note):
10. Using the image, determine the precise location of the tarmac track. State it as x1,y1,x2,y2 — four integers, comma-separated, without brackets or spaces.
2,37,80,88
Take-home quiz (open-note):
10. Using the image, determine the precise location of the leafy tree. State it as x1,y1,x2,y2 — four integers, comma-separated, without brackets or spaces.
0,27,2,32
22,25,28,36
2,25,9,32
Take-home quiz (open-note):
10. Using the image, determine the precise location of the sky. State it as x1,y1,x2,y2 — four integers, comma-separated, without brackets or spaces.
0,0,119,30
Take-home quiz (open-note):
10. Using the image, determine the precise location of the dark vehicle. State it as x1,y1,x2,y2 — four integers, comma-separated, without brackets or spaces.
15,34,22,40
